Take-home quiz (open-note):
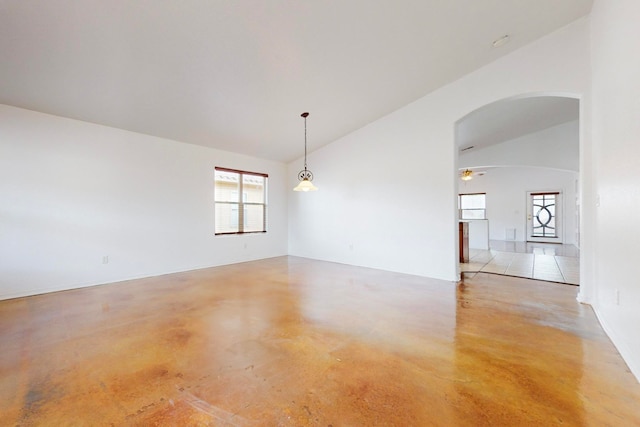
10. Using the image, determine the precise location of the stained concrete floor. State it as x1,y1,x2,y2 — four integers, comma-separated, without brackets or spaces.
1,256,638,425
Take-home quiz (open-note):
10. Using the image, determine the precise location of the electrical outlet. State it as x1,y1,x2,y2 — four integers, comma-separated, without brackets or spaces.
102,256,109,264
615,289,620,305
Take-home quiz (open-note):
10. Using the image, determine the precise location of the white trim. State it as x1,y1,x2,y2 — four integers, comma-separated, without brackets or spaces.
592,304,640,384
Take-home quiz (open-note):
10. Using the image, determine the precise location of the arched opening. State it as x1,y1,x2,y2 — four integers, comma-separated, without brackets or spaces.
455,94,580,286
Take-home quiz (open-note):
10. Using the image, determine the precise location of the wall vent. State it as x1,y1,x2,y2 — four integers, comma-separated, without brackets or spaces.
505,228,516,241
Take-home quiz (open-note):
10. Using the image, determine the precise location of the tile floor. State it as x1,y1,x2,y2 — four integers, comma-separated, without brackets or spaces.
460,240,580,285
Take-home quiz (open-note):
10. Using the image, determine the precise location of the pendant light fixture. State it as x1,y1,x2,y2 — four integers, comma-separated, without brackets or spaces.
293,112,318,192
461,169,473,181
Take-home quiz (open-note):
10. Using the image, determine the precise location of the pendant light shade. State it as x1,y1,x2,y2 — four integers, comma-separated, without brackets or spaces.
461,169,473,181
293,178,317,192
293,112,318,192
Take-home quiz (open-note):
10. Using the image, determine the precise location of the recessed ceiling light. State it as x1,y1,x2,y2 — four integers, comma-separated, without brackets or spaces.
492,34,510,48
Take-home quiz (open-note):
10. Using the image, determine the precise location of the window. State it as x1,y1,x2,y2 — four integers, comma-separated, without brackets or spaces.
459,193,486,220
531,193,557,237
215,167,267,234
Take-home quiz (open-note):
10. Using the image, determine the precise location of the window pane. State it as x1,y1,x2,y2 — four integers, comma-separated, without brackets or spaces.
215,202,239,234
215,171,240,202
460,194,485,209
461,209,485,220
244,205,265,232
531,194,557,237
243,175,265,203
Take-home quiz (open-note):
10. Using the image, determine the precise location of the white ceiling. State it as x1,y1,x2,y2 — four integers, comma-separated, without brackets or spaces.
0,0,592,163
456,96,580,152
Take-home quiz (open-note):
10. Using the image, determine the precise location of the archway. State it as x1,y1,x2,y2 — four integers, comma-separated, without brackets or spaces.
454,94,580,285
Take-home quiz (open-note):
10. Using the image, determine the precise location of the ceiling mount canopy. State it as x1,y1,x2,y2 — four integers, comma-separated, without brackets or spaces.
293,112,318,192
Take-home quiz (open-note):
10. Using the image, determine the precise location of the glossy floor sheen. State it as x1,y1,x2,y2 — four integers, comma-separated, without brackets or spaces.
461,241,581,285
2,257,639,426
461,249,580,284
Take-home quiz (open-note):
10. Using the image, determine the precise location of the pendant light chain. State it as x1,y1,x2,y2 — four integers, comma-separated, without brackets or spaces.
303,112,308,170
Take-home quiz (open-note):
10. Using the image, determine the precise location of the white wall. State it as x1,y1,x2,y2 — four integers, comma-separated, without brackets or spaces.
289,18,590,282
590,0,640,380
459,167,578,245
0,105,288,300
459,120,579,172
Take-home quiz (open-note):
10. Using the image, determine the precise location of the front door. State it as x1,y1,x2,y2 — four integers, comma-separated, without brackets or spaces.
526,191,562,243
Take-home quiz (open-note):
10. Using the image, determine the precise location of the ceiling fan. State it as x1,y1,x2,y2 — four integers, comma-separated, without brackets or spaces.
459,169,487,181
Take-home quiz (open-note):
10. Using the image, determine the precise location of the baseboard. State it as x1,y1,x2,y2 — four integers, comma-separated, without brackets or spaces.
592,304,640,384
0,255,286,301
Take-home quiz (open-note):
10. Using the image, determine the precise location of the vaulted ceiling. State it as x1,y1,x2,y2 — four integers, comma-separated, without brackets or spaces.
0,0,592,162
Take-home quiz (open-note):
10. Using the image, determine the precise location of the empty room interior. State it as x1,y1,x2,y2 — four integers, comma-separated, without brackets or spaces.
1,1,639,425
